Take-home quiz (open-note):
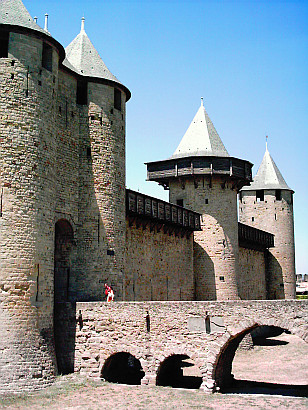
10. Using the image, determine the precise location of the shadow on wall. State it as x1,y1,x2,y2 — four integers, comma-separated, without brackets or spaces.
266,252,284,299
156,354,203,389
54,302,77,374
193,242,216,300
54,219,77,374
101,352,145,385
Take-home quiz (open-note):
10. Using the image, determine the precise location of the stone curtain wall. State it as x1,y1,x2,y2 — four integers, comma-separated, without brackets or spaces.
238,247,267,300
125,221,194,301
74,300,308,392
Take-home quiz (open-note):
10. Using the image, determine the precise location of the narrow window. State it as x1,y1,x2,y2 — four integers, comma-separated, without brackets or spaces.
239,191,243,202
275,213,277,220
176,199,183,207
275,189,281,201
42,42,53,72
114,88,121,111
77,80,88,105
219,276,225,281
252,217,254,222
256,190,264,202
0,31,9,58
205,198,209,204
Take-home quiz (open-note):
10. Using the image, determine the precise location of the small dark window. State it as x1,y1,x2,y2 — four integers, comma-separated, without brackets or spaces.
0,31,9,58
86,147,91,158
42,42,53,72
252,217,254,222
77,80,88,105
275,189,281,201
205,198,209,204
256,190,264,202
219,276,225,281
11,74,14,79
275,214,277,220
176,199,183,207
114,88,121,111
11,60,15,66
239,191,243,202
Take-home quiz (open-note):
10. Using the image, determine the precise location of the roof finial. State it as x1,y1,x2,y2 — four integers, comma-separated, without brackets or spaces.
44,13,49,32
34,16,38,24
266,135,268,151
81,17,85,32
201,97,204,107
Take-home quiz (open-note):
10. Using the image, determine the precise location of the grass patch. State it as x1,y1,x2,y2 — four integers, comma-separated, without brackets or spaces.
296,295,308,300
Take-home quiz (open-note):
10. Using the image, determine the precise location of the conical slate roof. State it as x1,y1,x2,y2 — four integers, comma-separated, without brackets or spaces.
241,145,292,191
64,18,120,83
171,99,229,159
0,0,50,36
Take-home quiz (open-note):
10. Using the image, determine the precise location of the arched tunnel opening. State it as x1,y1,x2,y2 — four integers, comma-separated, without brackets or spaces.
156,354,203,389
101,352,145,385
214,325,308,397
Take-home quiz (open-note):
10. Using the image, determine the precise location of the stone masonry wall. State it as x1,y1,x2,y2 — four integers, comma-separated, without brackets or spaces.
0,31,60,391
169,176,239,301
125,221,194,301
75,83,126,301
240,190,296,299
238,247,267,300
73,300,308,391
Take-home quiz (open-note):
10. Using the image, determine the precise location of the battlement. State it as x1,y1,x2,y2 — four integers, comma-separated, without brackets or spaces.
126,189,201,235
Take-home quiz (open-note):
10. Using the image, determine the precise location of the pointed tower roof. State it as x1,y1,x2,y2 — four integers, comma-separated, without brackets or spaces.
64,18,120,83
242,143,292,191
171,98,229,159
0,0,50,36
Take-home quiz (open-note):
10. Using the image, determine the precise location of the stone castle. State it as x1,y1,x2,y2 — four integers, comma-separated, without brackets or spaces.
0,0,299,393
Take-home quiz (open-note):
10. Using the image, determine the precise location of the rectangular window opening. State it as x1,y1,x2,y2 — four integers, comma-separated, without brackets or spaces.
77,80,88,105
219,276,225,282
176,199,184,207
114,88,122,111
252,216,255,222
42,42,53,72
275,189,281,201
0,31,9,58
256,190,264,202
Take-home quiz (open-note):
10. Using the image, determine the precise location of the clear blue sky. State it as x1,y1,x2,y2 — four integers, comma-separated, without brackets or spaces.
25,0,308,273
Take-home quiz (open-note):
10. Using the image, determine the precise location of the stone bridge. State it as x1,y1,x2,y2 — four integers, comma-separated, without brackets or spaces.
60,300,308,393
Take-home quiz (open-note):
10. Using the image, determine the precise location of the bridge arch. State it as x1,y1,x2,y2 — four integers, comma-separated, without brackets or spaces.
212,318,308,391
101,352,145,385
156,353,203,389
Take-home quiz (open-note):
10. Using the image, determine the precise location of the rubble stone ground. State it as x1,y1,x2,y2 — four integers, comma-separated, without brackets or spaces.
0,333,307,409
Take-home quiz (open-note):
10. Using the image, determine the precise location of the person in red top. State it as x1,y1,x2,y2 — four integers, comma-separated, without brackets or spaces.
104,283,114,302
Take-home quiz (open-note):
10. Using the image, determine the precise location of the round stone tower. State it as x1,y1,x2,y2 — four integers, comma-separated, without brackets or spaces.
239,143,296,299
0,0,65,391
65,18,130,300
146,99,252,300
